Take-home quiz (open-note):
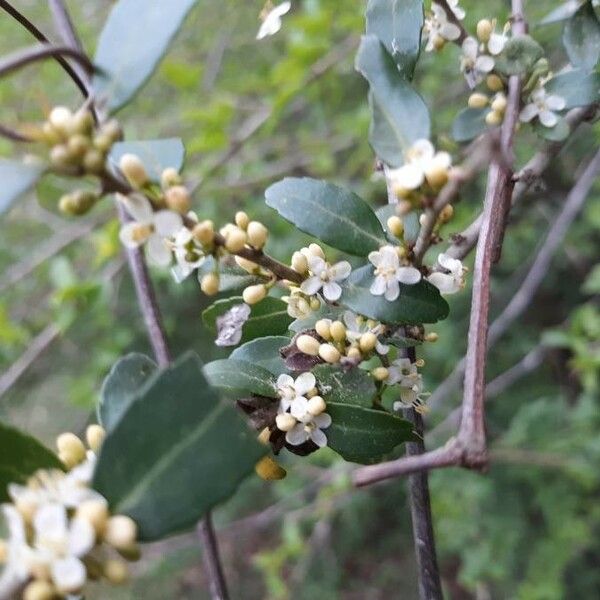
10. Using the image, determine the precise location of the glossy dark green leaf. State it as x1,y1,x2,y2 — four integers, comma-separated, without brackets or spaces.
93,353,265,540
563,1,600,70
356,35,430,167
93,0,198,111
538,0,585,26
494,36,544,76
109,139,185,181
365,0,424,78
532,118,570,141
0,159,46,216
230,337,290,375
98,353,157,432
265,177,386,256
203,359,278,398
0,422,63,501
325,403,415,464
314,365,376,407
545,69,600,108
202,296,292,344
341,265,449,325
452,107,489,142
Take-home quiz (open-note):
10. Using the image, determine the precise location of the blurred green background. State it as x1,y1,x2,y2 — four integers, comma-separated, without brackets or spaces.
0,1,599,598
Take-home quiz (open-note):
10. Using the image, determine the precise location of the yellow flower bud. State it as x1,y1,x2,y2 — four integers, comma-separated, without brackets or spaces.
72,110,94,135
83,148,105,174
224,226,248,253
329,321,346,342
315,319,332,340
297,334,320,356
491,93,507,114
372,367,389,381
257,427,271,445
200,273,220,296
193,220,215,245
291,251,309,274
275,413,297,432
67,133,90,158
476,19,493,43
468,93,489,109
104,515,138,550
48,106,73,137
307,395,326,416
425,163,449,189
103,559,129,585
486,74,504,92
76,500,109,535
415,358,425,368
23,580,56,600
100,119,123,143
234,211,249,230
41,122,61,145
59,191,97,216
309,297,321,310
425,332,439,342
119,153,148,188
319,343,341,364
164,185,191,214
50,144,73,169
485,110,503,126
359,332,377,353
56,432,86,466
346,347,362,360
243,284,267,305
255,456,287,481
392,181,411,200
387,215,404,238
160,167,181,189
235,256,259,273
86,424,106,453
247,221,268,249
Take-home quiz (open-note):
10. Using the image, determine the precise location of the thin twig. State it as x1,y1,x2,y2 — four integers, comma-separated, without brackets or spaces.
0,122,31,142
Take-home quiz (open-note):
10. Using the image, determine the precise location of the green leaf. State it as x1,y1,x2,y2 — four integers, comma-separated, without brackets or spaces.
314,365,376,407
494,35,544,76
93,353,265,540
265,177,386,256
452,107,489,142
532,118,570,141
325,403,415,464
0,159,46,216
365,0,424,79
356,35,430,167
109,139,185,181
93,0,198,112
386,334,422,349
0,422,63,501
289,303,344,333
538,1,585,26
341,265,449,325
202,296,292,344
545,69,600,108
203,359,278,398
230,337,290,375
582,264,600,294
563,1,600,70
98,353,158,432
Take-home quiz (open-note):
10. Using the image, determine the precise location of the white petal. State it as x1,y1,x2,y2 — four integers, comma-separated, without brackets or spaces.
431,151,452,170
519,103,538,123
290,397,309,420
68,518,95,557
154,210,183,237
396,267,422,284
285,424,308,446
117,193,153,223
310,428,328,448
427,272,459,294
487,33,506,55
34,503,67,540
394,163,424,190
475,55,495,73
294,372,316,396
300,276,323,296
307,255,326,275
146,234,172,267
119,222,148,248
385,280,400,301
539,110,558,127
323,281,342,301
330,261,352,281
272,1,292,18
410,139,435,161
437,252,460,271
370,275,387,296
462,37,478,60
51,556,87,593
343,311,359,331
368,250,382,267
314,413,332,429
546,94,566,111
440,22,461,41
277,374,294,390
379,246,400,269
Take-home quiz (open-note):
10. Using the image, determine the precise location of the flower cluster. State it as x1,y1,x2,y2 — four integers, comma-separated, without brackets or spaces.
368,245,421,301
519,85,566,128
460,20,508,88
423,1,465,52
0,426,139,599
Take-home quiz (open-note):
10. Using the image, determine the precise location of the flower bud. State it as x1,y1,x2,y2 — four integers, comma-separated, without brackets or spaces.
486,74,504,92
164,185,191,214
255,456,286,480
193,220,215,245
59,190,97,216
485,110,503,126
297,334,320,356
310,297,321,310
315,319,332,340
76,500,109,535
104,515,138,550
329,321,346,342
319,343,341,364
275,413,297,432
67,134,90,158
439,204,454,223
415,358,425,368
247,221,268,249
119,153,148,188
359,332,377,353
117,543,141,562
387,215,404,238
50,144,73,169
72,110,94,135
307,395,326,416
49,106,73,137
41,122,61,145
468,93,489,109
86,424,106,452
234,211,249,230
476,19,493,43
243,284,267,305
372,367,389,381
291,251,308,274
432,34,445,51
93,133,115,153
306,387,319,398
100,119,123,142
103,559,129,585
200,273,220,296
425,332,439,342
224,226,247,253
83,149,105,174
257,427,271,445
346,347,362,360
160,167,181,189
56,432,86,466
491,93,507,114
23,580,56,600
424,163,449,189
235,256,259,273
392,181,411,200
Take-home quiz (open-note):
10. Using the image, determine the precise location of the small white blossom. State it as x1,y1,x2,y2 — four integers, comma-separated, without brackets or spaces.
427,253,466,294
368,246,421,302
117,193,182,267
256,1,291,40
283,288,316,319
0,506,35,586
285,413,332,447
460,37,495,87
343,311,389,355
276,372,316,414
519,87,566,128
424,3,462,51
300,256,351,302
170,224,206,283
388,358,430,413
487,23,509,55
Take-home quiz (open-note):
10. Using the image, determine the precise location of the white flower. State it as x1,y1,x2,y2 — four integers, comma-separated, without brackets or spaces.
256,1,291,40
0,505,35,585
424,3,462,51
519,87,566,128
392,375,430,413
285,413,332,447
427,253,466,294
388,358,430,413
170,226,206,283
487,24,508,55
368,246,421,302
387,139,451,192
276,372,315,414
300,256,351,302
343,311,389,355
460,37,495,87
283,289,316,319
117,193,182,267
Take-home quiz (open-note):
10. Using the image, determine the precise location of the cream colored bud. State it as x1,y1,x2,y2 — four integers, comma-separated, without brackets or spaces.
486,74,504,92
100,119,123,143
243,284,267,305
59,191,97,216
72,110,94,135
491,93,507,114
49,106,73,136
91,133,111,153
415,358,425,368
50,144,72,168
419,213,428,227
103,559,129,585
346,347,362,360
308,243,325,259
372,367,389,381
200,273,220,296
67,134,90,158
439,204,454,223
234,211,249,230
387,215,404,238
397,200,412,216
306,387,319,398
291,251,309,274
235,256,259,273
425,332,439,342
160,167,181,189
82,148,105,174
425,164,449,189
297,334,320,356
23,580,56,600
224,226,248,253
193,220,214,245
315,319,332,340
275,413,297,432
119,153,148,188
255,456,286,480
41,122,61,145
468,93,489,109
15,498,37,523
433,34,445,51
56,432,86,465
310,297,321,310
319,343,341,364
247,221,268,249
329,321,346,342
485,110,503,126
76,500,109,535
86,424,106,452
392,181,411,200
307,395,326,416
257,427,271,445
164,185,191,214
359,332,377,353
476,19,493,43
105,515,138,550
